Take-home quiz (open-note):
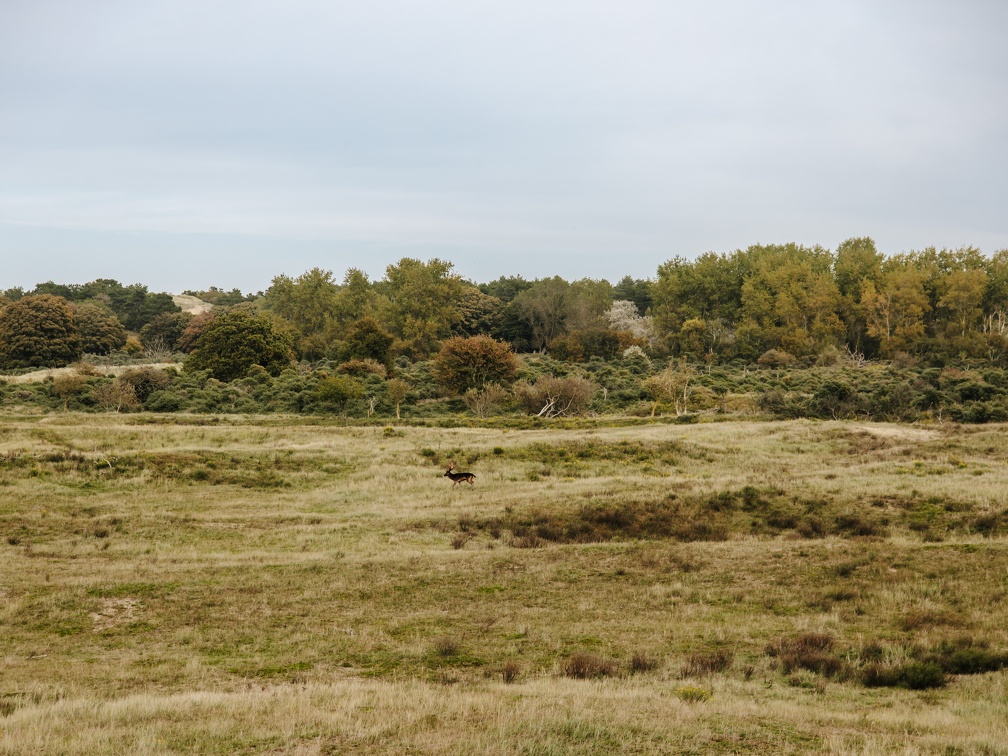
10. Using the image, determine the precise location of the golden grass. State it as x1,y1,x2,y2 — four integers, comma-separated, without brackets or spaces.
0,415,1007,753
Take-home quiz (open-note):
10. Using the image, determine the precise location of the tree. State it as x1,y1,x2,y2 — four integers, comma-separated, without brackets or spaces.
0,294,82,369
379,258,464,357
185,307,294,381
606,300,654,343
737,244,844,357
340,317,394,367
834,237,883,354
263,267,341,359
178,311,215,353
642,360,696,416
612,276,652,315
140,311,193,352
385,378,410,419
433,335,518,395
457,286,503,336
73,302,127,355
512,277,570,352
862,262,930,357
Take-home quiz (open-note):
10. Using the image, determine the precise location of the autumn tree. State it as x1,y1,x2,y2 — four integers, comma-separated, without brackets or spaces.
433,335,518,395
737,244,843,358
861,259,930,357
185,307,294,381
834,237,883,355
0,294,82,369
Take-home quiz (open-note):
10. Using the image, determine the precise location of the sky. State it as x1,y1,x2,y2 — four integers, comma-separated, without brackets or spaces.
1,0,1007,294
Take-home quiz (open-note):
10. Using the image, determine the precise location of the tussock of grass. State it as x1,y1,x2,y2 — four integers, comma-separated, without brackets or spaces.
562,652,619,679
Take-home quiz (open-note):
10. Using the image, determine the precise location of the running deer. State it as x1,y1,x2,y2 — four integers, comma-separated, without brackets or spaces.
444,462,476,487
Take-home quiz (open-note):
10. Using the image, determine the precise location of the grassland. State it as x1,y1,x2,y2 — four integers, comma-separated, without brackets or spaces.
1,414,1007,754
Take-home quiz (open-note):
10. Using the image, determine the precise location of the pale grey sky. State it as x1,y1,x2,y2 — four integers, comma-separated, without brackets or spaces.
1,0,1006,293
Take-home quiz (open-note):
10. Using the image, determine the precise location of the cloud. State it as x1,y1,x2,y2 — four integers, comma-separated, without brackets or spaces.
1,0,1006,291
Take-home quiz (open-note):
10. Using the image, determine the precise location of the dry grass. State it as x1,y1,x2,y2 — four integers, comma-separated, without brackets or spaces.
1,415,1007,752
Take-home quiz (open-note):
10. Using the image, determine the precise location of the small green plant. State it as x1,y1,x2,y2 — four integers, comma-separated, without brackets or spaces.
676,685,712,703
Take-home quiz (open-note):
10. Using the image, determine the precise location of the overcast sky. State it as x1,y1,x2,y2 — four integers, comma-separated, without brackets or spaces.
1,0,1007,294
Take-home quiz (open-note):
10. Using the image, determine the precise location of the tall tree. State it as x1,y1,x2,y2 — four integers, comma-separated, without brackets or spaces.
379,258,464,357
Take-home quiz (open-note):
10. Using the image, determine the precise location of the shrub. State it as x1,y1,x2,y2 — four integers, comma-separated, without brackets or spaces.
758,349,797,368
676,685,712,703
185,308,294,381
139,311,192,352
513,375,595,417
562,652,618,679
314,374,362,422
681,649,734,677
500,660,522,684
433,335,518,395
766,632,846,678
462,383,510,418
119,367,171,403
630,652,659,674
336,358,387,379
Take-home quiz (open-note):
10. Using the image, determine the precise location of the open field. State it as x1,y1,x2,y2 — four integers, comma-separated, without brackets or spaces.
1,415,1007,753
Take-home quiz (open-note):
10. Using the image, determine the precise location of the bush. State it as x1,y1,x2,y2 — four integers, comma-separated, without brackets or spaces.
513,375,595,417
758,349,797,368
336,358,387,379
119,366,171,403
185,308,294,381
433,335,518,395
462,383,509,418
562,652,618,679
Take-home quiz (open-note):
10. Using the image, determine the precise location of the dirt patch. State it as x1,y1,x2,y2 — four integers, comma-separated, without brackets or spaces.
90,598,139,632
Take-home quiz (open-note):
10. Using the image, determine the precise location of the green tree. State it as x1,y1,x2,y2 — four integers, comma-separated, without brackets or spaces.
339,317,394,367
0,294,82,369
140,311,193,352
512,277,570,352
385,378,410,419
652,252,745,347
433,335,518,395
73,302,127,355
457,286,503,336
263,267,341,359
834,237,883,354
379,258,464,357
185,307,294,381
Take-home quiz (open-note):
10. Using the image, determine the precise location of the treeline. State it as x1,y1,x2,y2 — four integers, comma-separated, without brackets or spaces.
3,238,1008,371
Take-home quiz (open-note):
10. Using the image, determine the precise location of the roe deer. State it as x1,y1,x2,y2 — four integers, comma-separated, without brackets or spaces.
444,462,475,487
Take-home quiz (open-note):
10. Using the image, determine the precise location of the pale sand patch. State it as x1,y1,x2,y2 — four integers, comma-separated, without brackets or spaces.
2,363,182,384
90,598,139,632
852,424,939,441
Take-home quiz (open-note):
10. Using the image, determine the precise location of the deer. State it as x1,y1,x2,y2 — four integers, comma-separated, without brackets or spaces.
444,462,476,487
